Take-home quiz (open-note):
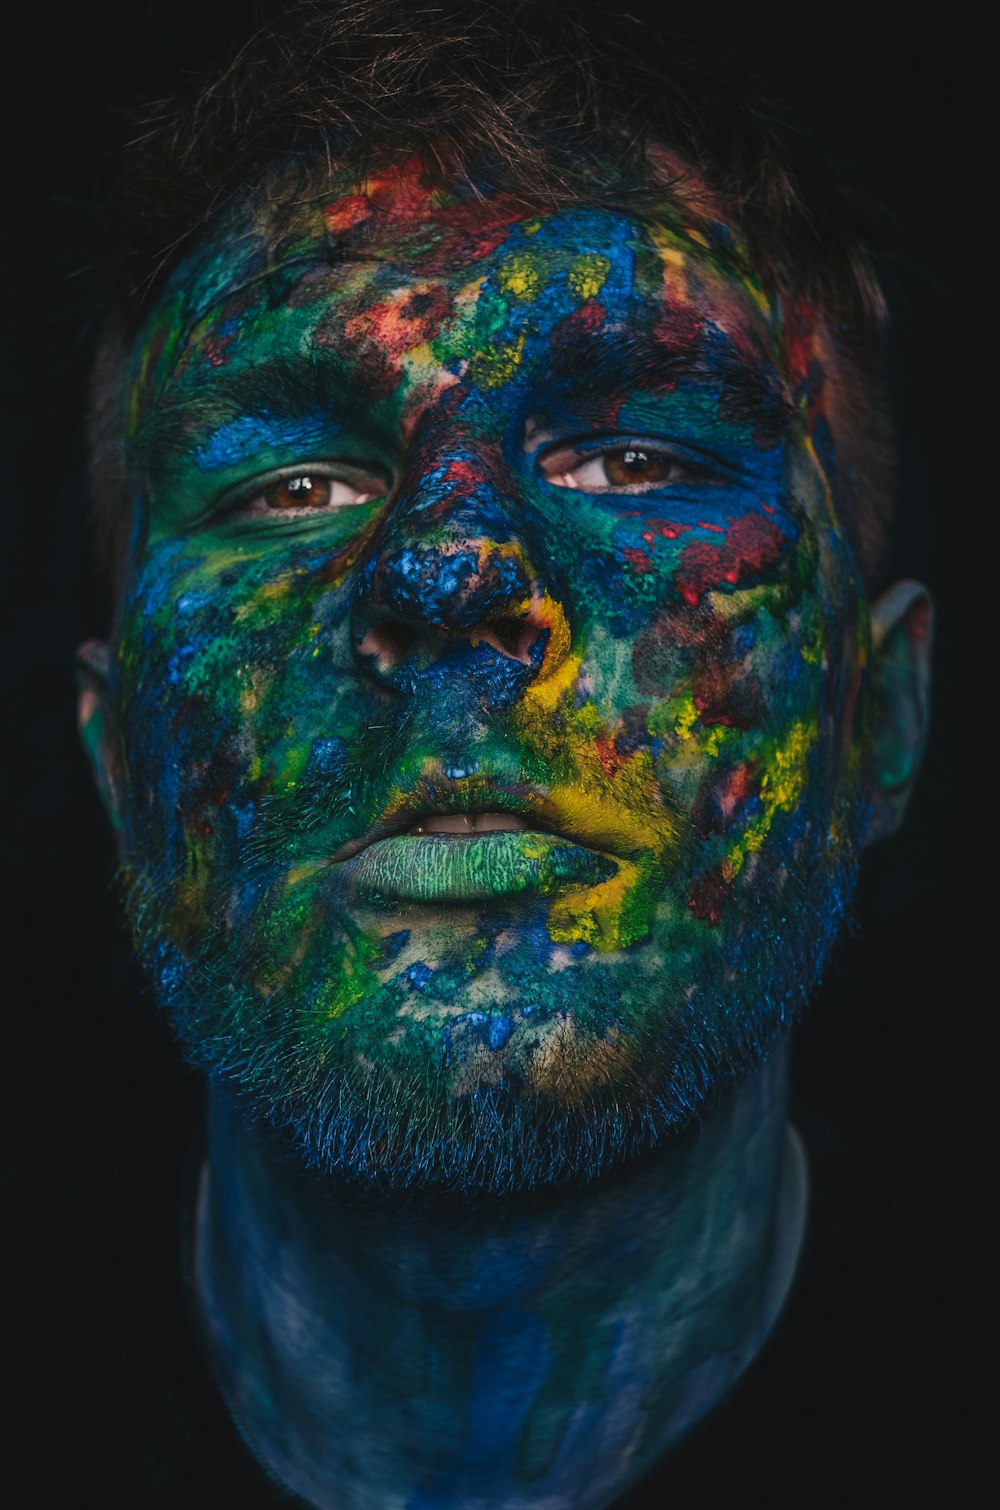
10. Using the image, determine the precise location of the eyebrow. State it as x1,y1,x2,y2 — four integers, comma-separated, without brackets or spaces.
533,327,794,437
130,353,374,470
132,322,794,471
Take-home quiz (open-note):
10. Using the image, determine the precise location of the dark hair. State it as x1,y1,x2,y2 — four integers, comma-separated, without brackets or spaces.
90,0,893,587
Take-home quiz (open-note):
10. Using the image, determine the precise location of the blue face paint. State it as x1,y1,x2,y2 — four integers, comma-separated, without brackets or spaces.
194,411,336,472
109,164,872,1193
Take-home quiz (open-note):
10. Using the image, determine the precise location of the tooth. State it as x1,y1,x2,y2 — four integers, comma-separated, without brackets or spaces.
421,814,476,834
408,812,531,835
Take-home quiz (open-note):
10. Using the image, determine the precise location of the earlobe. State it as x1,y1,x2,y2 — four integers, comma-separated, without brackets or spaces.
865,580,934,845
76,639,122,831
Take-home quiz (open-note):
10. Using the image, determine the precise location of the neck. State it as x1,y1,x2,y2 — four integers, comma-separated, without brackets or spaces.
195,1046,806,1509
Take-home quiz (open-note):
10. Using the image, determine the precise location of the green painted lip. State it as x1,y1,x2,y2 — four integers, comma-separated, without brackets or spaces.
341,830,615,903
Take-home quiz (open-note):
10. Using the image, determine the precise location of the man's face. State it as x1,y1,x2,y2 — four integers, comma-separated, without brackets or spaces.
104,164,872,1188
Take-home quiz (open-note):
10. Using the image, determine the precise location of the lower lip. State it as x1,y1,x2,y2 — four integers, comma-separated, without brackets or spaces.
338,830,614,903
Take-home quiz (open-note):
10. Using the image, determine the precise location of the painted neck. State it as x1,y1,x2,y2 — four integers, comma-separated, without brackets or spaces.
195,1046,806,1510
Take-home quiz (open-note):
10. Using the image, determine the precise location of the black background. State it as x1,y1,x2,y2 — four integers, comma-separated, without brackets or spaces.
2,2,993,1505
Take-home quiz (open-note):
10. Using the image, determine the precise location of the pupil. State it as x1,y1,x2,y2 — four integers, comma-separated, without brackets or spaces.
266,474,330,509
603,447,670,487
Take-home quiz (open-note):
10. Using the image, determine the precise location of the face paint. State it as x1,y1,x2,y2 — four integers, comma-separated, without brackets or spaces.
110,160,871,1189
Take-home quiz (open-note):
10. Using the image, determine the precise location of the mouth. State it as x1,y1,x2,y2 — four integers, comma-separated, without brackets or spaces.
328,780,623,905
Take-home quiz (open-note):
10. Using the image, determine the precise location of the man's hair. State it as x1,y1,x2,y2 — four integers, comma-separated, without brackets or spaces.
91,0,894,588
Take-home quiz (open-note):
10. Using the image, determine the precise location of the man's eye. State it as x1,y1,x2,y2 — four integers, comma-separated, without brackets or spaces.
245,471,385,513
540,445,704,493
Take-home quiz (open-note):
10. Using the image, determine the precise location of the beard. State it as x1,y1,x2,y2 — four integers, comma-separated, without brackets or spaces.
120,778,863,1196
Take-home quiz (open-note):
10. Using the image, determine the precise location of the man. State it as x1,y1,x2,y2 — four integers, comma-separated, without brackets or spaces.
74,3,932,1505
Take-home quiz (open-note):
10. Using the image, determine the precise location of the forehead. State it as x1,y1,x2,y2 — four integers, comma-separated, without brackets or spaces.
128,166,788,420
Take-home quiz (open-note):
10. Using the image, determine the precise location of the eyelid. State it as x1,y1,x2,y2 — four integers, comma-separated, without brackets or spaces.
535,435,733,486
209,459,393,519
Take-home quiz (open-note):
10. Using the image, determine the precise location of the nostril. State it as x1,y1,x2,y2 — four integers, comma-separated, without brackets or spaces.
491,616,527,658
470,614,546,666
390,623,419,658
355,610,549,681
357,620,419,666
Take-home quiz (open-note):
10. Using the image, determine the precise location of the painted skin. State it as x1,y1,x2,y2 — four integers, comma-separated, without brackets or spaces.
107,162,870,1189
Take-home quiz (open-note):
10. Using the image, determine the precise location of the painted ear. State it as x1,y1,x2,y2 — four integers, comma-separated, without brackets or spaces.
865,580,933,845
76,639,122,831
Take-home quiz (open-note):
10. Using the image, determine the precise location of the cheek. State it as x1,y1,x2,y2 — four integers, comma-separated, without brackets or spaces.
638,604,807,800
555,503,798,657
113,551,362,851
627,534,858,849
627,525,808,722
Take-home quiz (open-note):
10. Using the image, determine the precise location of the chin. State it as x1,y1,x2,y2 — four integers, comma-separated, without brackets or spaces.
128,818,861,1195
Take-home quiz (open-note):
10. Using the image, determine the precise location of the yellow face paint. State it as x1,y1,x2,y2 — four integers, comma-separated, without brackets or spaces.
112,168,870,1187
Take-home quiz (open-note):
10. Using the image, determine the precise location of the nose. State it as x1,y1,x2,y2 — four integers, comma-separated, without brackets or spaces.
350,446,568,699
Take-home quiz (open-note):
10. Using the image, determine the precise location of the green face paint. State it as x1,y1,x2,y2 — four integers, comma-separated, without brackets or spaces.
110,159,872,1190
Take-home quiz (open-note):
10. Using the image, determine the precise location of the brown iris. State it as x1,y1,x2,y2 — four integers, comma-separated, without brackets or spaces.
263,475,332,509
602,448,676,487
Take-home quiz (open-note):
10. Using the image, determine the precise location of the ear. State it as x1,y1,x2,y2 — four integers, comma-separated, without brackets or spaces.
76,639,122,831
865,580,933,845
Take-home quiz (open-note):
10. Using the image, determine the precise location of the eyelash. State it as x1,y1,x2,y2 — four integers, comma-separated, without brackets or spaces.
220,464,390,519
536,437,720,494
208,435,719,528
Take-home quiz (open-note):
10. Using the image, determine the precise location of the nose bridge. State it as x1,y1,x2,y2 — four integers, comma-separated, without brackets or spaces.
390,434,525,548
351,436,567,692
